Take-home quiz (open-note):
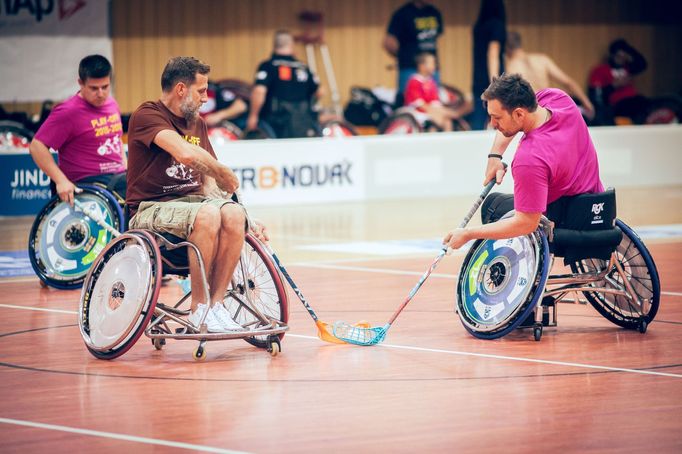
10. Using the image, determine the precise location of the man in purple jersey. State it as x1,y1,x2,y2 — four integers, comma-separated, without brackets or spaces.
443,73,604,249
29,55,126,206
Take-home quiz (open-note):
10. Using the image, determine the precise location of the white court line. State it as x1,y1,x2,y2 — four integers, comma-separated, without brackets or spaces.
0,417,248,453
287,334,682,379
292,262,456,279
0,304,77,315
1,304,680,379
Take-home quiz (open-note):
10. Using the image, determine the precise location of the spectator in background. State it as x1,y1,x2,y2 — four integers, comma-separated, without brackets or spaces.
383,1,443,100
200,79,251,130
505,31,594,120
470,0,506,130
588,38,648,124
247,30,322,138
29,55,126,205
404,53,465,132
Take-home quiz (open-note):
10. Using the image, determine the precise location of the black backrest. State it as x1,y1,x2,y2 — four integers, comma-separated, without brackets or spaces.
547,188,622,264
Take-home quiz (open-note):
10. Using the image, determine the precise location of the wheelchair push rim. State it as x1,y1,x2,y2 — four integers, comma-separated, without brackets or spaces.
571,219,660,329
223,235,289,348
457,232,550,339
79,230,162,359
28,184,124,289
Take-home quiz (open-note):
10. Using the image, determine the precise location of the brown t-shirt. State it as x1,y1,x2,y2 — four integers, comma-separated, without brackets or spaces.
126,100,216,217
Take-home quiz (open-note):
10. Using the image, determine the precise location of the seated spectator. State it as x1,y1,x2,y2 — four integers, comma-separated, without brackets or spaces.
247,30,322,138
588,38,648,124
200,79,250,130
505,31,594,120
404,52,464,131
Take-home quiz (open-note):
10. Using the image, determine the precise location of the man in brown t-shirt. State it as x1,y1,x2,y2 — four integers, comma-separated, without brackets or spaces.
127,56,266,333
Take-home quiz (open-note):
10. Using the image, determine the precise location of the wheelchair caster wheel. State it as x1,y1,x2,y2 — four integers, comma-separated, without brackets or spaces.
267,336,281,357
193,346,206,361
533,325,543,341
153,338,166,350
638,320,648,334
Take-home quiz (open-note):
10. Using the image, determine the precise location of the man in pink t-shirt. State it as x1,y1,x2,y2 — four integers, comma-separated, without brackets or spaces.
30,55,126,206
443,73,604,249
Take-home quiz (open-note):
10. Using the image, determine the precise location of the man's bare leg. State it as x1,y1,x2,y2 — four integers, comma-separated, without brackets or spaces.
187,204,221,312
209,204,246,303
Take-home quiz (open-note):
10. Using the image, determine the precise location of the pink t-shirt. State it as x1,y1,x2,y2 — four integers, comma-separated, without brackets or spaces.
512,88,604,213
35,93,125,182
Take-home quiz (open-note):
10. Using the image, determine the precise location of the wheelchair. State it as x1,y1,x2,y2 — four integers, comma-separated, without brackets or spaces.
455,189,660,341
78,225,289,361
28,184,125,289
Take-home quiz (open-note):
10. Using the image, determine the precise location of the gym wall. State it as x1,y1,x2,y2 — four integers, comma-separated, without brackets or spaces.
2,0,680,115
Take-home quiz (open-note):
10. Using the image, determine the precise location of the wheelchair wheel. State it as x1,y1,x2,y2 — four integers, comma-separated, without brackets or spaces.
208,120,242,147
79,230,162,360
456,231,550,339
321,120,358,138
0,120,33,153
570,219,660,329
378,112,422,135
28,184,124,289
223,235,289,348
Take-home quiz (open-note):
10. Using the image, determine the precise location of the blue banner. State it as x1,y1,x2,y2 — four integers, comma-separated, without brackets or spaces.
0,152,54,216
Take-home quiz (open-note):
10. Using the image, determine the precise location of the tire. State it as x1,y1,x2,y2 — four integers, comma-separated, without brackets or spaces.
570,219,660,329
321,120,358,138
378,112,422,134
28,184,124,289
456,231,550,339
208,120,242,146
223,235,289,348
79,230,162,360
0,120,33,153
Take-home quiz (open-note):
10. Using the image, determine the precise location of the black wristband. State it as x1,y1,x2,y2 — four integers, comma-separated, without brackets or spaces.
488,153,503,159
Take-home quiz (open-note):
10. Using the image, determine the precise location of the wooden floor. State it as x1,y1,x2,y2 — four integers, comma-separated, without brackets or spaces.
1,187,682,453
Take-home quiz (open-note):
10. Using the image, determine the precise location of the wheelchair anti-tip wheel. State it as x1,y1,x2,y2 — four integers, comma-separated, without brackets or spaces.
79,230,162,360
223,235,289,349
570,219,660,330
456,231,550,339
29,184,124,289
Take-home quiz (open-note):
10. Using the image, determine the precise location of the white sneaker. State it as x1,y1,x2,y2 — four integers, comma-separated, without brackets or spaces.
189,303,229,333
211,303,245,331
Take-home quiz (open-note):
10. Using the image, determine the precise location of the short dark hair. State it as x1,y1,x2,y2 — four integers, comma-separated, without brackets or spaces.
415,52,434,67
482,73,537,112
161,56,211,93
78,55,112,82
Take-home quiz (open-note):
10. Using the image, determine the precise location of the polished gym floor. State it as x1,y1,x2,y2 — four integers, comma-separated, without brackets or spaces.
1,186,681,453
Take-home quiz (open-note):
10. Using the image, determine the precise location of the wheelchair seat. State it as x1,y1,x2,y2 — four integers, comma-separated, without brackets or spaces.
546,188,623,264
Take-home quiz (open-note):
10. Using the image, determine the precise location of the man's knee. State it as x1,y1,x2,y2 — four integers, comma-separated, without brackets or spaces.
219,203,246,236
192,204,221,236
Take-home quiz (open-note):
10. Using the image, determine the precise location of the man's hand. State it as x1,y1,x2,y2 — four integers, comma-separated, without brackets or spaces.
443,228,470,250
215,167,240,194
484,158,507,185
56,179,77,206
250,219,269,243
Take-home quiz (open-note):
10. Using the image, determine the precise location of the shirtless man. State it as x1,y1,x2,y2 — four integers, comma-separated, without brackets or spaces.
505,31,594,119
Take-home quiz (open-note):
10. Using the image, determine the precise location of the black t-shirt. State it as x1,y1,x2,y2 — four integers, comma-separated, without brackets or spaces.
200,82,239,115
253,54,319,119
387,2,443,70
472,18,506,93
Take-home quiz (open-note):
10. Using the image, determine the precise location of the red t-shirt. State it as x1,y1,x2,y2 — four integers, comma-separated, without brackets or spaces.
588,63,638,105
404,74,441,111
512,89,604,214
126,100,215,216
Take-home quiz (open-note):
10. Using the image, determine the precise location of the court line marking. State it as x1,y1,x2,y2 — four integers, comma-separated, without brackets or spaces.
0,304,77,315
1,304,680,379
0,417,249,454
290,263,682,298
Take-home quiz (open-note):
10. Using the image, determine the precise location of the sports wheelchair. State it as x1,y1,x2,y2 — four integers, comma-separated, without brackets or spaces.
77,223,289,361
456,189,660,341
29,184,125,289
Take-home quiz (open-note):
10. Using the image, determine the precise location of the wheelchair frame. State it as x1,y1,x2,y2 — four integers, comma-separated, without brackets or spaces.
79,229,289,361
456,217,659,341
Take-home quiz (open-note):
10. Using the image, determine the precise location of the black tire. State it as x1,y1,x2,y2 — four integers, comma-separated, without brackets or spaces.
28,184,124,289
321,120,358,137
378,112,422,134
0,120,33,153
570,219,660,330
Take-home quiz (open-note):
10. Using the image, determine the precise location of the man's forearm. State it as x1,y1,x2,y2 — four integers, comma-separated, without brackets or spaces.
490,130,514,154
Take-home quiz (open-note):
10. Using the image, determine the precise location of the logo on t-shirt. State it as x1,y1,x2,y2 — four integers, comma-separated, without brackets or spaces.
278,66,292,81
165,162,195,181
